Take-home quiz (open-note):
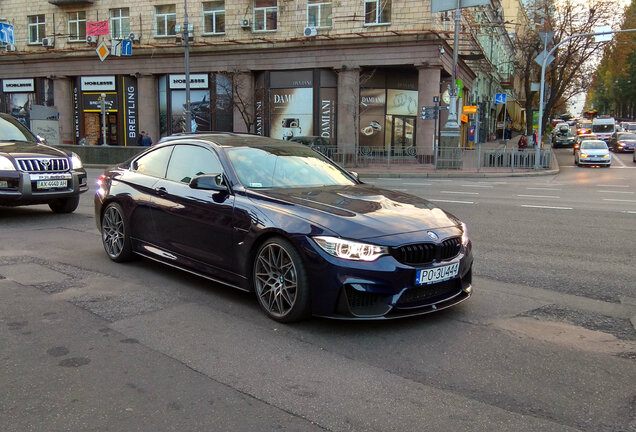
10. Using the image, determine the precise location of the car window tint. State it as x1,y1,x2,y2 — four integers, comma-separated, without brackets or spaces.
0,115,38,142
166,144,223,184
134,146,173,178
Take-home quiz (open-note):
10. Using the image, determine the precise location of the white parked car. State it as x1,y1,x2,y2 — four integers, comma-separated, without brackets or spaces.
574,140,611,167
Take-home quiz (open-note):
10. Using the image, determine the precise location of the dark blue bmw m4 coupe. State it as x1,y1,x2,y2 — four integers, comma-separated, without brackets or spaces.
95,133,473,322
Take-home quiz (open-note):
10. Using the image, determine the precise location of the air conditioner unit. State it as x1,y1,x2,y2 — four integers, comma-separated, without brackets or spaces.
304,26,317,37
41,37,54,47
5,43,16,52
86,35,98,44
239,18,251,29
128,33,140,41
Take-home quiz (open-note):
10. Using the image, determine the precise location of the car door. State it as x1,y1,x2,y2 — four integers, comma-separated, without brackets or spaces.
122,145,174,244
150,143,237,275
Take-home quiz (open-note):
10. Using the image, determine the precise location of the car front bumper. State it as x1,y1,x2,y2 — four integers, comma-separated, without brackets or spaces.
301,237,473,319
0,169,88,206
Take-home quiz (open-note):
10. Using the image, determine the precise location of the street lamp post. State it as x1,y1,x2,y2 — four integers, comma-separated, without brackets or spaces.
536,28,636,168
183,0,192,133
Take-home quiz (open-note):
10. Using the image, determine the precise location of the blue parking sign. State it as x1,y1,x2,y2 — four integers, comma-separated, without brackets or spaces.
121,39,132,56
495,93,507,104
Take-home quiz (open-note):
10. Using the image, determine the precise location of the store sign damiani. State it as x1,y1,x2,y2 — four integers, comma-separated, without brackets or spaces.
169,74,209,89
81,76,116,91
2,79,35,93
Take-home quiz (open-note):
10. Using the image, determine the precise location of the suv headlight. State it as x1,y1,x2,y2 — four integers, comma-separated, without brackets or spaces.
0,155,15,170
71,152,83,169
313,236,388,261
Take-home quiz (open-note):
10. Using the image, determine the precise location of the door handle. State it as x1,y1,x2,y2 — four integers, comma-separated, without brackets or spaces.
154,186,167,196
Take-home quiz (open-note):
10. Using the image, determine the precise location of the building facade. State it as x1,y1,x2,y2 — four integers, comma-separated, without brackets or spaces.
0,0,519,155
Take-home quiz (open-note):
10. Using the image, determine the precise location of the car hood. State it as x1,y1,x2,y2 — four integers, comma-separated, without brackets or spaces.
618,139,636,144
249,184,460,240
0,141,69,158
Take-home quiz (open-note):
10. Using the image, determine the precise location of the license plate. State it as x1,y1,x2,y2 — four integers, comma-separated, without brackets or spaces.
36,180,67,189
415,262,459,285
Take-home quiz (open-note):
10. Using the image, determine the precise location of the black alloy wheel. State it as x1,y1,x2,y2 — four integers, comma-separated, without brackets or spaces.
101,202,134,262
253,237,310,323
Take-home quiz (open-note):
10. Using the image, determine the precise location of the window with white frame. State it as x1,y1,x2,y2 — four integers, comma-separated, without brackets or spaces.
203,1,225,34
67,11,86,42
28,15,46,44
364,0,391,25
254,0,277,32
307,0,332,28
155,4,177,37
110,8,130,39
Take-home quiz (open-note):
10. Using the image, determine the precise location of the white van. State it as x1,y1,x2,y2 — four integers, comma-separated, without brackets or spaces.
591,118,616,142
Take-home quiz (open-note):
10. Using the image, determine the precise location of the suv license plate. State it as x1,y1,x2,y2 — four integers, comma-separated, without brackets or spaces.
415,262,459,286
36,180,67,189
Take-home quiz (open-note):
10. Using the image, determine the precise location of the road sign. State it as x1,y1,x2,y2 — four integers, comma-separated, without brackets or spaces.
121,39,132,56
534,50,555,67
0,23,15,45
96,41,109,61
594,26,612,43
494,93,507,104
431,0,490,13
463,105,477,114
111,40,121,57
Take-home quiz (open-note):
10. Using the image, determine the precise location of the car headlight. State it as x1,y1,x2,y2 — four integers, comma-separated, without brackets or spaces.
460,222,470,246
71,152,83,169
603,154,610,159
0,155,15,170
580,153,589,158
312,236,388,261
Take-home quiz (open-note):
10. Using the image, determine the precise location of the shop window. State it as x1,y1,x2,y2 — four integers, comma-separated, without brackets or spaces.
364,0,390,25
203,1,225,35
28,15,46,44
155,4,177,37
110,8,130,40
254,0,277,32
307,0,332,28
67,12,86,42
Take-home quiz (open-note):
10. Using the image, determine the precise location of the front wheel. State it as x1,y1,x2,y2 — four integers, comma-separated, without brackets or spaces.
253,238,311,323
101,202,134,262
48,196,80,213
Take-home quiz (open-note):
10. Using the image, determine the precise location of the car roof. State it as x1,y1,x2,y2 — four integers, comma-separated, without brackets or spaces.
580,140,606,145
157,132,307,149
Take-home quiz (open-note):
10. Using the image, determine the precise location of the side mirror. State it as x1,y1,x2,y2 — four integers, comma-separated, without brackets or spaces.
36,135,47,145
349,171,360,181
189,174,228,192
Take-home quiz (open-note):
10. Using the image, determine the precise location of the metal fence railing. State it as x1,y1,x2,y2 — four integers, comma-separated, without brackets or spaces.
308,144,552,171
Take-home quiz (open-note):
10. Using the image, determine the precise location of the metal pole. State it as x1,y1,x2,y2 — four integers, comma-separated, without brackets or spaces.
444,0,461,129
536,28,636,168
184,0,192,133
433,99,439,169
100,93,107,145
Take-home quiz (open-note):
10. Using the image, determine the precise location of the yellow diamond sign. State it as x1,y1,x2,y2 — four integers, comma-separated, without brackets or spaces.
96,41,109,61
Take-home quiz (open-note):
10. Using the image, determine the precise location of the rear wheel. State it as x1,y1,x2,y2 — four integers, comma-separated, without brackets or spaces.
253,238,311,323
48,196,80,213
101,202,134,262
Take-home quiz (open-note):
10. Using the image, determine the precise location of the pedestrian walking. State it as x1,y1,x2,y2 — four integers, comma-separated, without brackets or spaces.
139,131,153,146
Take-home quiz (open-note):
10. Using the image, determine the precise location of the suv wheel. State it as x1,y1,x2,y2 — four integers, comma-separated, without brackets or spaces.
48,196,80,213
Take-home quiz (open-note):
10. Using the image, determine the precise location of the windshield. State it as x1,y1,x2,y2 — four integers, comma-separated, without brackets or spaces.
557,132,574,138
619,133,636,140
581,141,607,150
592,124,614,133
0,115,38,143
226,145,356,188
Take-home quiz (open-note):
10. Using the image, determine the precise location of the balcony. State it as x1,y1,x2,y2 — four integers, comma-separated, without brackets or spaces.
48,0,94,5
501,75,514,89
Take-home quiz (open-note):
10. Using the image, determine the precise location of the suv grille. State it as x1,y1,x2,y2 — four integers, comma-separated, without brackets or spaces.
16,158,69,173
390,237,461,266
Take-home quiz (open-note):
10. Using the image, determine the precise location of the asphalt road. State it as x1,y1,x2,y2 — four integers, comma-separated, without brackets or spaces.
1,162,635,432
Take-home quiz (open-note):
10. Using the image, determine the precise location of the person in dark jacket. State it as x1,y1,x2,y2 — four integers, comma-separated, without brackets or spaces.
139,131,153,146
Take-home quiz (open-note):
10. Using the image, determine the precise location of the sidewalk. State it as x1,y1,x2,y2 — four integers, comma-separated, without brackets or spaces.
354,134,560,179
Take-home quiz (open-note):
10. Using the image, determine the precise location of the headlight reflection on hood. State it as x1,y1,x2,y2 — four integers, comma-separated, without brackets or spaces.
313,236,388,261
